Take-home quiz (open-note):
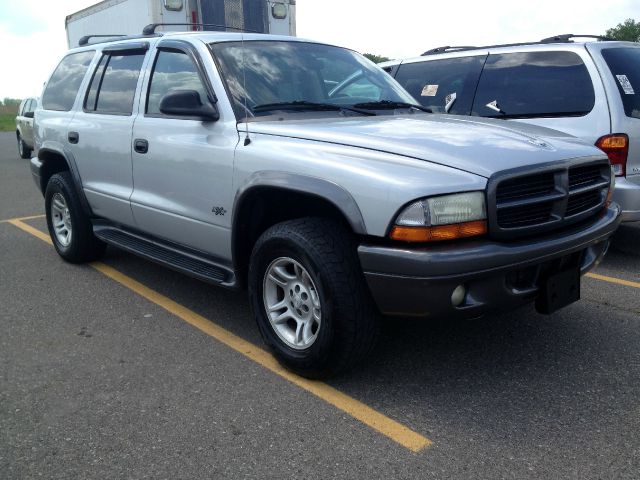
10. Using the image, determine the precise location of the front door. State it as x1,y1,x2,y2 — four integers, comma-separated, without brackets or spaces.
130,41,236,260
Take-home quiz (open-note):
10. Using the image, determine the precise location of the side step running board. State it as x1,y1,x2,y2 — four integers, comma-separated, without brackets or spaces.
93,224,236,288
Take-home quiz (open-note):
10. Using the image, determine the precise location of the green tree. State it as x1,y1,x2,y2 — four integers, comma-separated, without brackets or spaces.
2,98,21,107
605,18,640,42
363,53,391,64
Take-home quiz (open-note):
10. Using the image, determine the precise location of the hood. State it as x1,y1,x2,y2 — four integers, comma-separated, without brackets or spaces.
245,114,605,178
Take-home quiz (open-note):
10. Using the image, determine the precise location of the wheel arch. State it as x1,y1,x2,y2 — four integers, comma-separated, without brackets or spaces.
231,172,367,286
38,147,93,216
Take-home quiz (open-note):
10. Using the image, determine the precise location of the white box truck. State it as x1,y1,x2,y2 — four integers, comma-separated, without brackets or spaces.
66,0,296,47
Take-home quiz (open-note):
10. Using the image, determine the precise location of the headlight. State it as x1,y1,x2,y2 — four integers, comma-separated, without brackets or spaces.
390,192,487,242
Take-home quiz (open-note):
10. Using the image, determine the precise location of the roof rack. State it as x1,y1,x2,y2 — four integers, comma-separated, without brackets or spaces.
142,23,261,35
78,34,127,46
422,46,477,56
540,34,614,43
420,34,615,57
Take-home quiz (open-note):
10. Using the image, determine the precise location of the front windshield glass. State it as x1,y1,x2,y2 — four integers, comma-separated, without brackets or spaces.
210,40,420,120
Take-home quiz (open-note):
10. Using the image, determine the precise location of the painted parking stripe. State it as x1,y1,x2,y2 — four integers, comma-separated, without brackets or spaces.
5,217,432,453
586,272,640,290
0,213,45,223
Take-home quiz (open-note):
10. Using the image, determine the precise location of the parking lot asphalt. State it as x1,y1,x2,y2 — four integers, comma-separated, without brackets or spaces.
1,131,640,479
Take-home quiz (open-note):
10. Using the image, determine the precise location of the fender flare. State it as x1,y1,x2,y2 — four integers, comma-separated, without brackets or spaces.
232,171,368,235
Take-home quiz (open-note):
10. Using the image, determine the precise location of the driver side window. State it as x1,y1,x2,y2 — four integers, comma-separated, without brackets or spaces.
146,49,209,116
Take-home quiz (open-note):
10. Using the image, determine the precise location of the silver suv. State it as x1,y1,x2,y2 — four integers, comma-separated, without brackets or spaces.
31,31,620,377
16,97,38,159
381,35,640,222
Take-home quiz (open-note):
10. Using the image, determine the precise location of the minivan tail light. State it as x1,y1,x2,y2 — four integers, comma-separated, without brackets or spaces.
595,134,628,177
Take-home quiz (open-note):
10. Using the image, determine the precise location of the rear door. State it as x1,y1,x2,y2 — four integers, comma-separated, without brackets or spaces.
470,48,610,145
22,99,36,146
595,45,640,183
66,43,149,227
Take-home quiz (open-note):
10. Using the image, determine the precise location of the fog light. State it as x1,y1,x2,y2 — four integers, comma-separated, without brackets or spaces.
451,284,466,307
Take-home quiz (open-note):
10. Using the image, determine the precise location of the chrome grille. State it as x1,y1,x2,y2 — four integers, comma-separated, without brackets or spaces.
489,161,610,238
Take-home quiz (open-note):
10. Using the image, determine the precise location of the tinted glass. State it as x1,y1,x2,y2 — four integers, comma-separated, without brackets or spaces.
146,50,209,116
395,56,485,115
85,55,108,112
85,53,145,115
601,47,640,120
210,41,417,119
25,99,35,114
42,51,95,111
472,51,595,118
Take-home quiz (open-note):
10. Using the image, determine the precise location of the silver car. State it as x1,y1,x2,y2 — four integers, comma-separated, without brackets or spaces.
31,32,620,377
16,97,37,159
382,35,640,222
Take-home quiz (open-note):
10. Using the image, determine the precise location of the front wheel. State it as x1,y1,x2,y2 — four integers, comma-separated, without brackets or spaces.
248,218,379,378
45,172,105,263
17,134,31,159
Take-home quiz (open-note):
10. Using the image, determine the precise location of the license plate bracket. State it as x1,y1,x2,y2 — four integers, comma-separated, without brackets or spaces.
535,268,581,314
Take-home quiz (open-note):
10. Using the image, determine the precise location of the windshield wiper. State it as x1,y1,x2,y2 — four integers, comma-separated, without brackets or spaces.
252,101,375,116
352,100,432,113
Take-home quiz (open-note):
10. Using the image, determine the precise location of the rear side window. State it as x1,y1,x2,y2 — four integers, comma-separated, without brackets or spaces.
601,47,640,119
472,51,595,118
395,56,485,115
42,51,95,111
146,49,209,116
84,52,146,115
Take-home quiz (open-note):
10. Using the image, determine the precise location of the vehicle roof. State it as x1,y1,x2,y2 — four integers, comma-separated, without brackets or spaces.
381,39,639,67
68,31,326,53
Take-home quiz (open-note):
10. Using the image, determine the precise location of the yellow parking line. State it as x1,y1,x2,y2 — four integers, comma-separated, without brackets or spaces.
0,214,45,223
586,272,640,290
7,218,432,453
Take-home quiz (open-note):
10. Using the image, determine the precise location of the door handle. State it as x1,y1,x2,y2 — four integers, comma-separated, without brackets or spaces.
68,131,79,144
134,139,148,154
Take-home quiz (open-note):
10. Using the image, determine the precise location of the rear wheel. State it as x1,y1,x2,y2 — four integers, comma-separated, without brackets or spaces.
45,172,105,263
248,218,379,378
17,134,31,159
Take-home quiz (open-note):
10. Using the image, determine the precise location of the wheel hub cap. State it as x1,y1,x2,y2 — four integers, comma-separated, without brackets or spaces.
263,257,322,350
51,193,72,247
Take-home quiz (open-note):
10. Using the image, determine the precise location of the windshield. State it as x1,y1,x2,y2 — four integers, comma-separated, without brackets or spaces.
209,40,420,120
601,47,640,120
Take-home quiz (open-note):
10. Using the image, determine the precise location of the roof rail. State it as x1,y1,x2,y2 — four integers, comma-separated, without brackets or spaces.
421,46,476,56
142,23,261,35
78,34,126,46
540,34,614,43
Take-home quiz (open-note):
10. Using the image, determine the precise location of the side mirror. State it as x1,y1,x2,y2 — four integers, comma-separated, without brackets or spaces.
24,111,35,119
159,90,219,121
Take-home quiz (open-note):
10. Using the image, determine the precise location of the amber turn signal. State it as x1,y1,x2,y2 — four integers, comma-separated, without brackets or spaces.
390,220,488,242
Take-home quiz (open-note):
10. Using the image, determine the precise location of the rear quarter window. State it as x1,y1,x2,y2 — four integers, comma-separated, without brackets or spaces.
472,51,595,118
601,47,640,119
42,51,95,111
394,56,485,115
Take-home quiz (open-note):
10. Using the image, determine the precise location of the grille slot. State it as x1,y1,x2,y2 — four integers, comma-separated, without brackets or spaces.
566,190,602,217
491,161,609,237
496,172,556,203
569,164,605,189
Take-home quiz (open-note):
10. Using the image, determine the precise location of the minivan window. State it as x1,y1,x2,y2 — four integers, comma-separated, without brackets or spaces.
395,56,486,115
146,50,209,116
84,52,146,115
601,47,640,120
42,51,95,111
472,51,595,119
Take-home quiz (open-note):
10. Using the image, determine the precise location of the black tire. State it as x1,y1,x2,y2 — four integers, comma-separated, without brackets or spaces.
45,172,106,263
17,134,31,159
248,218,379,378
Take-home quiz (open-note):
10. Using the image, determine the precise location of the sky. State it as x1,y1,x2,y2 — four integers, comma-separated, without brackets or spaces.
0,0,637,99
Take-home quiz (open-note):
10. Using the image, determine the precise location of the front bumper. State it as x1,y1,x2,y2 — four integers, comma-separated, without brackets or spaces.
613,176,640,222
358,204,621,318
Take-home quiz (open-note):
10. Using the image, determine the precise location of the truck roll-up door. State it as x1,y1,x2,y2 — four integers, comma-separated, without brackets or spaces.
200,0,267,33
